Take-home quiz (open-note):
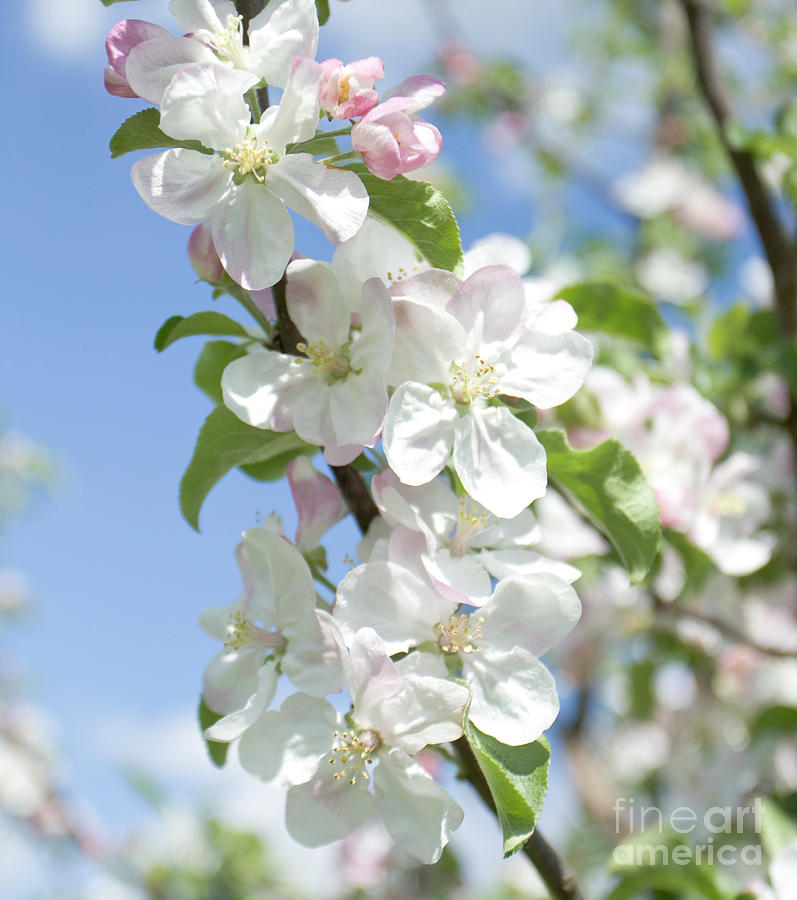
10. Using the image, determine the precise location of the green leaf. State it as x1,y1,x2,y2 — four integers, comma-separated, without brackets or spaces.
110,107,213,159
537,430,661,582
663,529,716,601
342,162,463,274
154,311,251,352
760,797,797,859
193,340,248,404
555,282,668,356
315,0,330,25
750,705,797,741
464,720,549,857
198,697,229,768
180,406,316,530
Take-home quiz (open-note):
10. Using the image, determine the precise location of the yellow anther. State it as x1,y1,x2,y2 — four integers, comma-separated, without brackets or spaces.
436,613,483,654
224,134,276,183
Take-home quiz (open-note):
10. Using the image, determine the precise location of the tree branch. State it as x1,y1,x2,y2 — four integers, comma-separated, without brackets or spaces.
454,737,585,900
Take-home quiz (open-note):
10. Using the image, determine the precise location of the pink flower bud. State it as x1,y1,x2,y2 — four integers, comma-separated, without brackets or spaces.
104,19,170,98
187,224,224,284
319,56,384,120
351,75,445,180
287,457,347,552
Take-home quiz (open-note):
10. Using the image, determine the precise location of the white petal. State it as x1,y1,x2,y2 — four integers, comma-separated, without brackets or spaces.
170,0,236,33
222,347,306,430
203,661,278,741
125,35,217,105
286,258,351,348
374,751,464,864
384,383,457,487
212,180,294,290
332,216,423,286
447,265,526,351
259,58,321,150
131,149,230,225
334,562,454,654
160,62,256,150
502,331,594,409
238,692,339,787
375,675,468,753
453,407,547,518
286,773,373,846
328,375,387,448
283,609,347,696
421,549,492,606
466,647,559,745
269,154,369,244
463,233,531,278
480,573,581,657
202,647,265,716
388,295,465,387
347,627,405,712
249,0,319,88
479,548,581,584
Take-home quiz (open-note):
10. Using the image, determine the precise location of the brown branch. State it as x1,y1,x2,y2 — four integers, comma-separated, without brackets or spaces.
454,736,585,900
679,0,797,335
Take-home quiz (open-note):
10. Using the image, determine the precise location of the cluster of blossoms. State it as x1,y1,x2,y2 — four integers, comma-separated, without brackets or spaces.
105,0,597,864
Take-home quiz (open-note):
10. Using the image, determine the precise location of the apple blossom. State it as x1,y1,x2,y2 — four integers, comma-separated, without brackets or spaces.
237,628,467,862
116,0,319,105
199,527,345,742
367,468,579,604
319,57,384,119
334,563,581,745
351,76,445,180
222,258,394,463
130,60,369,289
186,222,224,283
286,456,347,553
384,265,594,518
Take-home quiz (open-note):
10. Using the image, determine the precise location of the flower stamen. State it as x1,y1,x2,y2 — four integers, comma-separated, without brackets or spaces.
224,610,285,653
328,729,380,785
436,614,484,654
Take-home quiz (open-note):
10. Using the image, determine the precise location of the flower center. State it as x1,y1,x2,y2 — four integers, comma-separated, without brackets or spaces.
296,339,351,380
205,14,248,69
436,613,483,655
449,496,493,557
449,355,501,404
328,728,380,785
338,74,352,103
224,610,286,654
224,134,277,183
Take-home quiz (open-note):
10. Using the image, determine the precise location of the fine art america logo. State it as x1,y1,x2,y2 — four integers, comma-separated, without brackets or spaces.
613,797,763,867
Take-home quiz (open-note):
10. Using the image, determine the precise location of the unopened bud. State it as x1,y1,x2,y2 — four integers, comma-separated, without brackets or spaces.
187,224,224,284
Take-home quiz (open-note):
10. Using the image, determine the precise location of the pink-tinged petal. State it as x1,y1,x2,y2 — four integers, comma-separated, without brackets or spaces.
382,74,446,113
287,457,346,551
351,121,402,180
375,751,463,864
249,0,320,88
286,258,351,348
349,56,385,83
448,265,526,351
286,773,373,847
269,154,369,244
212,180,294,290
203,661,278,741
480,573,581,658
125,35,217,105
187,222,224,282
259,58,322,151
238,693,339,788
169,0,237,33
347,628,405,713
222,348,307,431
453,407,547,518
384,383,457,487
334,562,454,654
501,330,594,409
131,149,231,225
321,440,363,466
160,62,255,150
421,549,492,606
251,287,276,319
105,19,171,96
337,90,379,120
466,647,559,745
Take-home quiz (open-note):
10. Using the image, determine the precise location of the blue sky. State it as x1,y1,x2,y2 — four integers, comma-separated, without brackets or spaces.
0,0,626,894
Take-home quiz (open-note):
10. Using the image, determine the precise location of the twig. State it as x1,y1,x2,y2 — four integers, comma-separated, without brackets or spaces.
454,736,586,900
652,592,797,659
